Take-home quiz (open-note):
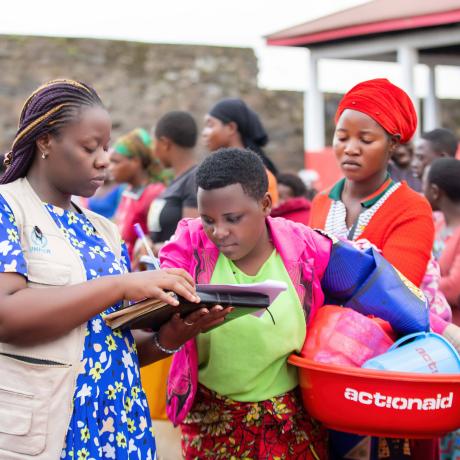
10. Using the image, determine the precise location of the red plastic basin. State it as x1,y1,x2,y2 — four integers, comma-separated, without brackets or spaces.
289,354,460,438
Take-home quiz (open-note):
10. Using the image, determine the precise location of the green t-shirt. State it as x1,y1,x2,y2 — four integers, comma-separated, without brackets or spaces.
196,250,306,402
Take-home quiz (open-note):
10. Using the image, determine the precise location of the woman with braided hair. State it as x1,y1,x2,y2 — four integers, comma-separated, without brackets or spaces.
0,79,230,459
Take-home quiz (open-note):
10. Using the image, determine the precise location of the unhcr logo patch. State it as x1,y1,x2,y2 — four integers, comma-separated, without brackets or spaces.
30,226,51,254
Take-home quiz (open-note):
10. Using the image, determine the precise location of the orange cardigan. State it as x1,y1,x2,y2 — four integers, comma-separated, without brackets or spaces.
310,182,434,286
266,169,279,206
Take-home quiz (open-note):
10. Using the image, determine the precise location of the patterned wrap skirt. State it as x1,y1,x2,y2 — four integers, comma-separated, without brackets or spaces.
180,384,327,459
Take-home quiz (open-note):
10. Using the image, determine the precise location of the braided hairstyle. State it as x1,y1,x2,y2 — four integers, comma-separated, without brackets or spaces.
1,79,103,184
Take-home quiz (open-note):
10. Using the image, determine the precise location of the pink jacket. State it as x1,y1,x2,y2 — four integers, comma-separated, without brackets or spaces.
159,216,332,425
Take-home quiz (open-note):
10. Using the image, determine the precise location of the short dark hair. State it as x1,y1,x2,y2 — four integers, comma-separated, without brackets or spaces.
277,173,307,197
428,158,460,202
196,148,268,200
154,111,197,148
421,128,458,157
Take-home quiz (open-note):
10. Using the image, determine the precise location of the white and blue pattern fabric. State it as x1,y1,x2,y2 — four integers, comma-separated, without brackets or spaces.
0,194,156,460
325,182,401,241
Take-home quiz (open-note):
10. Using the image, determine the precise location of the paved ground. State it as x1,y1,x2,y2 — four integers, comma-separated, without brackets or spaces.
152,420,183,460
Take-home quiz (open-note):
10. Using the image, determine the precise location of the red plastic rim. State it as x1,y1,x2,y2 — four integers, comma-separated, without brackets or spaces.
289,354,460,437
289,354,460,382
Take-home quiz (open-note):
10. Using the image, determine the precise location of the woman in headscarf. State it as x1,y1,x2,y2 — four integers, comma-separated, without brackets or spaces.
110,128,165,259
202,98,280,205
309,78,440,459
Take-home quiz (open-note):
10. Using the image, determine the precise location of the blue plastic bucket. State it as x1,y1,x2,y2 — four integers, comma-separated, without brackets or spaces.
362,332,460,374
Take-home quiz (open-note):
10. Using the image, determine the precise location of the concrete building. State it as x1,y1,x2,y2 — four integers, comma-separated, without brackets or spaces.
266,0,460,185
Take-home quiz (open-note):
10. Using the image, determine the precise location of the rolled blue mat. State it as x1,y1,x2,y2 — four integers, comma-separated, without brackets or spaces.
322,241,429,335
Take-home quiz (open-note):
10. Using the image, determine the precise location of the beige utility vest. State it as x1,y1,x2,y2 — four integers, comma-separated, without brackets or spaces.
0,178,122,459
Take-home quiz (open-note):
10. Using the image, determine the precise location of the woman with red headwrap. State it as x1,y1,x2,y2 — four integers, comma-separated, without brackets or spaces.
310,79,438,459
310,78,433,286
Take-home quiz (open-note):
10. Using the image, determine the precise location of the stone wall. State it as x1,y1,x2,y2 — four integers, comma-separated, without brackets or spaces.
0,35,304,171
1,35,458,175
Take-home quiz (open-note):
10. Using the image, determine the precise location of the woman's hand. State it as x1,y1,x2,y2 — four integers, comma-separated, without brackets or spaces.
119,268,199,305
0,267,199,346
158,305,233,350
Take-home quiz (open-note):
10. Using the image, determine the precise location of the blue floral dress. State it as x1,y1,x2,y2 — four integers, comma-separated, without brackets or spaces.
0,195,156,460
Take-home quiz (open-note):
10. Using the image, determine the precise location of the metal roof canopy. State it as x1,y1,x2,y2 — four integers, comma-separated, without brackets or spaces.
266,0,460,150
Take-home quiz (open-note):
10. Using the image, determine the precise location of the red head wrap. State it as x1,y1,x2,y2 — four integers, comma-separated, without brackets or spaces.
335,78,417,143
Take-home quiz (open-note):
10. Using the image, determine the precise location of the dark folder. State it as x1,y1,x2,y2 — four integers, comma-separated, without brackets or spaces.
104,290,270,331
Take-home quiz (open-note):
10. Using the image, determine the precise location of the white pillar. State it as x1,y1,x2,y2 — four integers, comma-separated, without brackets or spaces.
397,45,420,134
305,53,324,151
423,64,440,132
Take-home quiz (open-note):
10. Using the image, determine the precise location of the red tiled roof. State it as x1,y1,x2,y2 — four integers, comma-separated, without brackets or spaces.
267,0,460,46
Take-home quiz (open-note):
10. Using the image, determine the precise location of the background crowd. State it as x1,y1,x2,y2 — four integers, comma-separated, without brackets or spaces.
0,78,460,460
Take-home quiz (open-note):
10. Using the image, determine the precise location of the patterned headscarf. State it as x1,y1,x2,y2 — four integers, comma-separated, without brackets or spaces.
113,128,153,162
113,128,168,182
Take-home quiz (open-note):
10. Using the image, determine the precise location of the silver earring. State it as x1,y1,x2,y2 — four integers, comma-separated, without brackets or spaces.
41,152,48,160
